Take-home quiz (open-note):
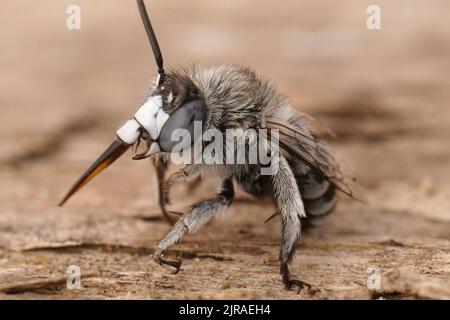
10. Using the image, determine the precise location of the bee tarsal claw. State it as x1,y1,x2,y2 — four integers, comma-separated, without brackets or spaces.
155,256,182,274
284,279,312,294
154,249,182,274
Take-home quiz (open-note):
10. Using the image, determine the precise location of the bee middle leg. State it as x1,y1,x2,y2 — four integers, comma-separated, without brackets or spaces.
154,177,234,273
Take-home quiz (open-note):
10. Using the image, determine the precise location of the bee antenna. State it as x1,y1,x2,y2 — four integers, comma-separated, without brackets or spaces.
137,0,165,85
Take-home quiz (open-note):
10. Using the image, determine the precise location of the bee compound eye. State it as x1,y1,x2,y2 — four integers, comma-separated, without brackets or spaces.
158,99,206,152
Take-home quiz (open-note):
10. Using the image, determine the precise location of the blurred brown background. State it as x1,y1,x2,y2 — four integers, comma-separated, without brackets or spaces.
0,0,449,299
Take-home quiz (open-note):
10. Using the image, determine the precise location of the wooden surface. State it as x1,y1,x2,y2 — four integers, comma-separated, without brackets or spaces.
0,0,449,299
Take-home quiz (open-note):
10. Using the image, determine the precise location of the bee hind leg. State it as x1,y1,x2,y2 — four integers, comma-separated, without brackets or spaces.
272,156,314,293
280,262,312,293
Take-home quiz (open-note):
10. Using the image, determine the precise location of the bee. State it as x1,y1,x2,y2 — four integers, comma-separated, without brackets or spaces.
59,0,353,292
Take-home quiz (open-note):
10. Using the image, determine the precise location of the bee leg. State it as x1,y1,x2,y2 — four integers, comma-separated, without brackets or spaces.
272,156,312,293
161,164,202,205
154,177,234,273
151,157,175,224
165,164,202,186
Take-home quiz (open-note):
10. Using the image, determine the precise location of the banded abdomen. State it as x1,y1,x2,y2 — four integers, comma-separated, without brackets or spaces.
295,168,337,228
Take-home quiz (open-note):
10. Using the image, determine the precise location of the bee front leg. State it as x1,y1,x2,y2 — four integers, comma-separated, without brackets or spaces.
151,156,174,224
272,156,312,293
154,177,234,273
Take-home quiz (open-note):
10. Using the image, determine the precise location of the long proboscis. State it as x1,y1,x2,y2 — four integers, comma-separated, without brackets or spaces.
58,140,130,206
137,0,165,79
59,2,165,206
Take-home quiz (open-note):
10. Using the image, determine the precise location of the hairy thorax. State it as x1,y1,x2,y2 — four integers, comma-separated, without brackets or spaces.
163,65,289,131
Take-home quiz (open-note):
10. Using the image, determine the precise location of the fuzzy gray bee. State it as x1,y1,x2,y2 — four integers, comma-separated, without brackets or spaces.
59,0,353,292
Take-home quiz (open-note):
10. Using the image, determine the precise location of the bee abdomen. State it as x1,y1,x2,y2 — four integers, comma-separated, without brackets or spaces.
303,184,336,216
297,170,330,200
297,171,337,228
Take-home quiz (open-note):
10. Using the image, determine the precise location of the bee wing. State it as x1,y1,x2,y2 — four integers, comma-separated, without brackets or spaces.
266,117,355,199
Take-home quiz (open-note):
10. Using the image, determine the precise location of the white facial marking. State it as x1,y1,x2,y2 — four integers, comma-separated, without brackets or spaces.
116,95,170,149
116,119,140,145
134,95,162,139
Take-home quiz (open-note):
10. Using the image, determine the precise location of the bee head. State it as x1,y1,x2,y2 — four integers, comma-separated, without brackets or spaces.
59,0,206,206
